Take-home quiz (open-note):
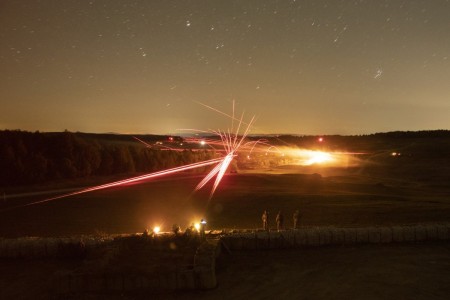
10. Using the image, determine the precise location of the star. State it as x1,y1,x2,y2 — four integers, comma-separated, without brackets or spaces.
374,68,383,79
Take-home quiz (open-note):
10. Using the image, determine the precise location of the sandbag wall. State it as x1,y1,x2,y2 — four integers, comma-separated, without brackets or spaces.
55,239,220,293
0,236,113,259
220,223,450,251
0,235,219,291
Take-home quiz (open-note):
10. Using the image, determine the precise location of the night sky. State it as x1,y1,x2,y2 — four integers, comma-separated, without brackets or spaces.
1,0,449,135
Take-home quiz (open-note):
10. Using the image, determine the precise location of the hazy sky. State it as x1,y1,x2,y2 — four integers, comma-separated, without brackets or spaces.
1,0,449,135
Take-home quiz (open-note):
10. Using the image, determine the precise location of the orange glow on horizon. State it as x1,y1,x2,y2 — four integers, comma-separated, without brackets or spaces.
281,148,351,166
304,150,333,165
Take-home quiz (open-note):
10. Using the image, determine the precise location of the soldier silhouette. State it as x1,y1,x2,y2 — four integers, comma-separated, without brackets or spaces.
262,210,269,231
276,211,284,231
293,210,300,229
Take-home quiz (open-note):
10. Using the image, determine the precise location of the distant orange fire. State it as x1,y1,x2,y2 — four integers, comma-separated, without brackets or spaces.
282,148,352,167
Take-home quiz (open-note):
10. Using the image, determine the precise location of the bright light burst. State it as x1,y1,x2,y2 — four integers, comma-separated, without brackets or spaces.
281,149,338,166
304,150,333,165
191,101,256,198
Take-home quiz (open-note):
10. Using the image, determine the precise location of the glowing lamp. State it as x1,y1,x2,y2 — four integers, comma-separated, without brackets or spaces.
200,140,206,146
200,219,207,225
153,226,161,234
194,223,200,231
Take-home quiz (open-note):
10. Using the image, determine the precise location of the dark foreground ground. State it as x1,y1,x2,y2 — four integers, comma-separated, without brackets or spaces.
211,243,450,300
1,242,449,299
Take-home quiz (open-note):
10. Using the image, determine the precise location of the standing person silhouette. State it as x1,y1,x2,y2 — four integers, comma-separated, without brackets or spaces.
293,210,300,229
262,210,269,231
276,211,284,231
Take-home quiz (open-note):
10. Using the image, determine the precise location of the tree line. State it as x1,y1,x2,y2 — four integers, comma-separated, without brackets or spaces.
0,130,215,186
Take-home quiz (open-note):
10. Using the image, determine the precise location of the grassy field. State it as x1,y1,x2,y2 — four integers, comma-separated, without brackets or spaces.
1,162,449,237
1,131,450,237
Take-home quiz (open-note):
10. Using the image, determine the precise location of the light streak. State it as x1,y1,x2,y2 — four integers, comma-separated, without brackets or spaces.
243,139,282,156
190,105,256,198
133,136,152,148
5,103,259,211
210,153,234,197
134,137,184,151
194,100,252,127
2,157,224,211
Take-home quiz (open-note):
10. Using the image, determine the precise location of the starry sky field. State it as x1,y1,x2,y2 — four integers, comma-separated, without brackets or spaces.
1,0,449,135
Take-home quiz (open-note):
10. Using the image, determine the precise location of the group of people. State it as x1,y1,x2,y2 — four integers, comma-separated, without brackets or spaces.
261,210,301,231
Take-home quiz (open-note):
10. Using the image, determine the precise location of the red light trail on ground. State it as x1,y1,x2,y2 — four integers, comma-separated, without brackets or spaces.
3,102,258,211
1,157,225,212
